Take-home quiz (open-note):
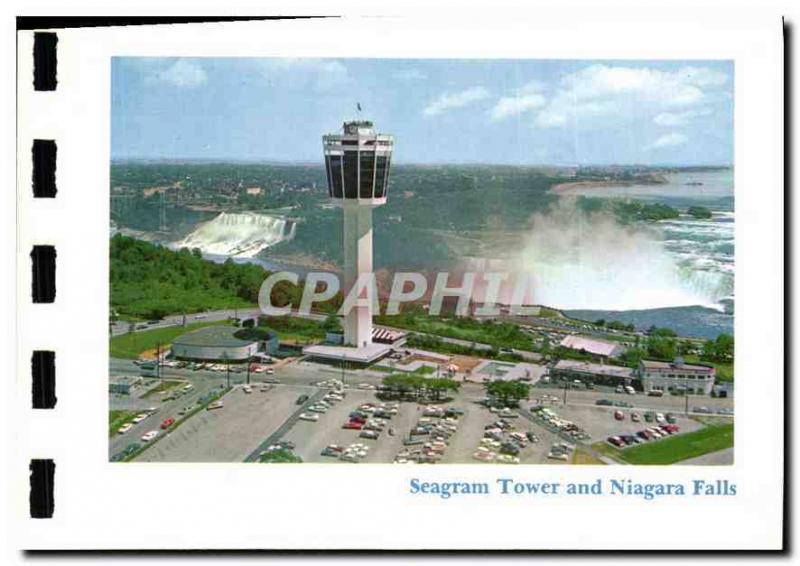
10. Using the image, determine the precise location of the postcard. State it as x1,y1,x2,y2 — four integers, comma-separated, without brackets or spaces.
11,8,785,551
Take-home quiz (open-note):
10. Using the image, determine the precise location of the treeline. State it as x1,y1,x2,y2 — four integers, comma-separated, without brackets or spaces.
576,197,680,223
111,235,341,319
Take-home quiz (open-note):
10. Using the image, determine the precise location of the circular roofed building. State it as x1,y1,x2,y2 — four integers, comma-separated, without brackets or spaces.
171,326,278,362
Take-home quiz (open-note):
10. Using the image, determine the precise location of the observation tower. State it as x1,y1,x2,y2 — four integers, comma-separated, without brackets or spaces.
322,120,394,348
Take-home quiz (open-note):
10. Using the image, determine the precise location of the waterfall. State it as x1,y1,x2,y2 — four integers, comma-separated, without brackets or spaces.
172,212,296,258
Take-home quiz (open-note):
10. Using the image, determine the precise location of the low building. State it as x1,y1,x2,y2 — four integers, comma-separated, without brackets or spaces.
550,359,634,387
559,335,625,358
171,326,278,361
109,375,142,395
637,359,716,395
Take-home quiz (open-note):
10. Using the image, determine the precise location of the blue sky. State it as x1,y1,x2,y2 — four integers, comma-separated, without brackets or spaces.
112,58,733,166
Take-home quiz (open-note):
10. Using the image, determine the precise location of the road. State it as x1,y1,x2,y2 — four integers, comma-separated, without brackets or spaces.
110,308,326,337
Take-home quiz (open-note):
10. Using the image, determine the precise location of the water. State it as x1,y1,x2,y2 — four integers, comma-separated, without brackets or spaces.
564,306,732,340
519,169,734,338
171,211,296,258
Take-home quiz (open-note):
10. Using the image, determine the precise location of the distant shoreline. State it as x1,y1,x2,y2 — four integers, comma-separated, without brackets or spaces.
552,176,668,194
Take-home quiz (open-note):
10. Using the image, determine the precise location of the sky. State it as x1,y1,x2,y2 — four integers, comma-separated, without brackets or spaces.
111,58,733,166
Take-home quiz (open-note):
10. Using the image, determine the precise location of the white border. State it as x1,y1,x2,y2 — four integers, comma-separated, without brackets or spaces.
11,9,783,550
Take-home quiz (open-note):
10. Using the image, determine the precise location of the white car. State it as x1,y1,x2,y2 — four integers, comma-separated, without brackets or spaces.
117,423,133,434
132,413,149,424
140,430,159,442
182,384,193,392
299,413,319,422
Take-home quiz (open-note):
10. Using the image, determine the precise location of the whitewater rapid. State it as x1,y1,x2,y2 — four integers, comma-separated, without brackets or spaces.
171,211,296,257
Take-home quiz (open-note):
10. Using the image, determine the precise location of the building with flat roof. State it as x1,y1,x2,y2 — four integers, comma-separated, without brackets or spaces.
559,335,625,358
550,359,635,387
638,359,716,395
171,326,278,362
109,375,143,395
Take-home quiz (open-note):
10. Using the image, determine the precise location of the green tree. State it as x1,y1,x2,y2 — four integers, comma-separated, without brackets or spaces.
322,314,342,333
426,378,460,401
485,380,530,406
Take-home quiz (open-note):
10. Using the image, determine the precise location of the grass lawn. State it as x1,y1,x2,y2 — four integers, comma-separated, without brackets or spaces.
572,449,606,465
377,314,532,350
140,379,185,400
607,423,734,465
109,410,137,437
258,448,303,463
110,320,233,359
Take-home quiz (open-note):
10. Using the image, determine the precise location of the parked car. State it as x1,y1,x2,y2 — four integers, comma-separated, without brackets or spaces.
631,413,641,422
360,430,379,440
595,399,613,406
343,421,363,430
613,410,624,421
117,423,133,434
132,413,149,424
296,394,309,405
666,413,677,424
160,418,175,429
655,412,666,424
647,390,664,397
207,400,223,410
607,436,624,448
320,445,343,457
624,385,636,395
140,430,159,442
299,413,319,422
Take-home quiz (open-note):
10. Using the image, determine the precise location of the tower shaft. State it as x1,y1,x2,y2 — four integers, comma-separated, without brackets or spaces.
342,203,373,347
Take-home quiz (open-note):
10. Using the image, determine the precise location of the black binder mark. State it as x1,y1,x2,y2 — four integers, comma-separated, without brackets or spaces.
31,245,56,303
32,351,56,409
33,32,58,91
32,140,57,198
29,459,55,518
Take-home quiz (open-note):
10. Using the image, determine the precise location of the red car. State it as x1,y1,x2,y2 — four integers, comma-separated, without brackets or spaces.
342,421,363,430
613,410,624,421
662,424,680,434
607,436,624,448
160,418,175,429
349,415,367,424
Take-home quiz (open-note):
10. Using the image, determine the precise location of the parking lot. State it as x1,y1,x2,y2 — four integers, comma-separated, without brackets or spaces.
282,390,422,463
110,356,732,465
549,404,703,442
134,384,313,462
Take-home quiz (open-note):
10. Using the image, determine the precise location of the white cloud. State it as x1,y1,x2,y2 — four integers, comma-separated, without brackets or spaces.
649,132,689,149
653,108,712,126
393,69,427,81
423,86,490,117
259,58,349,91
532,64,729,128
152,59,208,88
489,81,546,121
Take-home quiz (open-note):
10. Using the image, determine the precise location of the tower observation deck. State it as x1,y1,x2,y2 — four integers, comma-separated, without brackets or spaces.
322,120,394,348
